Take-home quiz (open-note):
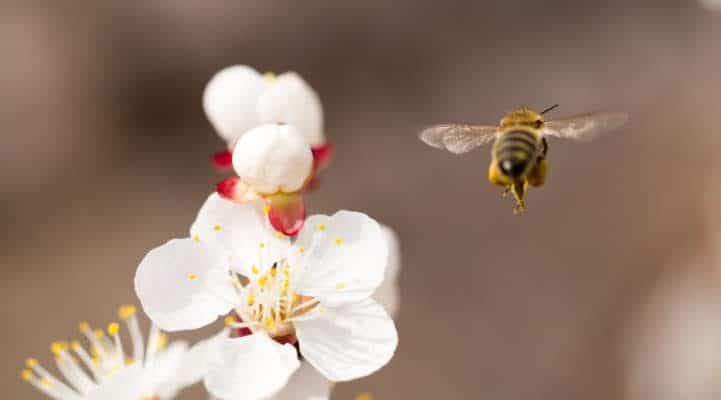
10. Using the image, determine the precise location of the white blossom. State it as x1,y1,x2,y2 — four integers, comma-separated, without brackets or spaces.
232,124,313,194
135,195,398,399
203,65,324,147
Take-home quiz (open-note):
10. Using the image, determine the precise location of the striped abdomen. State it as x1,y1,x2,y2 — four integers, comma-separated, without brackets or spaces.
492,129,542,179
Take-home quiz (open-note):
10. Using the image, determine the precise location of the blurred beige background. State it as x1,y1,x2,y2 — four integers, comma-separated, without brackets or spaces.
4,0,721,398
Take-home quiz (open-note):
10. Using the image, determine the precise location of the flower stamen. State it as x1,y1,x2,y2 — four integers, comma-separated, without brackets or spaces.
232,259,320,339
23,306,173,400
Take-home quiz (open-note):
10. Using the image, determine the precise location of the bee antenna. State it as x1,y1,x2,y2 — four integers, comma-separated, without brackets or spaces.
540,104,559,115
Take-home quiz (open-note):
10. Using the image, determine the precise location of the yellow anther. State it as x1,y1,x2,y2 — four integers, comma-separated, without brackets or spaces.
356,393,373,400
212,224,222,232
70,341,81,352
281,279,289,290
299,246,305,254
125,356,134,365
258,275,268,287
335,237,344,245
21,369,32,381
40,377,53,388
224,316,236,326
93,329,105,339
107,322,120,336
117,305,136,320
156,333,168,350
25,358,38,368
336,282,346,290
318,223,326,231
263,71,277,80
247,294,256,306
262,204,271,214
270,268,277,277
263,317,275,329
259,242,266,248
187,272,197,281
251,265,259,274
78,322,90,332
50,342,67,355
192,234,200,242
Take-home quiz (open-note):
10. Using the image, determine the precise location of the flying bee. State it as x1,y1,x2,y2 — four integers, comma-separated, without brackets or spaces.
419,105,629,213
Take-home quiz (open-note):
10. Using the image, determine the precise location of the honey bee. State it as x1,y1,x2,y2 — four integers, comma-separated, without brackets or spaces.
419,105,628,213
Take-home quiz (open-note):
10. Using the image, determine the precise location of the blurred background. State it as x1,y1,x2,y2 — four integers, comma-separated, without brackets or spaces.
5,0,721,398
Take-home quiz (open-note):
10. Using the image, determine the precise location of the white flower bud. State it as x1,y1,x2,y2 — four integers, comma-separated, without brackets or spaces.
258,72,325,146
202,65,267,145
232,124,313,194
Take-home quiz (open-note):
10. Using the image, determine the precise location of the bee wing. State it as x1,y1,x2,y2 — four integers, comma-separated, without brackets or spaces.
419,124,498,154
542,112,629,141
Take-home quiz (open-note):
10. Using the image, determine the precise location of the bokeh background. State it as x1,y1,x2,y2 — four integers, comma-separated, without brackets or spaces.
5,0,721,398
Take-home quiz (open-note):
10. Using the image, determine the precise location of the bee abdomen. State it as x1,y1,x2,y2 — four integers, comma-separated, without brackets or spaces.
494,130,540,178
497,130,538,152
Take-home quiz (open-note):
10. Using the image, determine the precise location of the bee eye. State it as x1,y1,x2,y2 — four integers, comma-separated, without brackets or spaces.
534,120,542,128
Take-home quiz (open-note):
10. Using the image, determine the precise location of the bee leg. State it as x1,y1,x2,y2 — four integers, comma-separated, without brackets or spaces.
511,180,528,214
502,186,511,197
527,158,548,187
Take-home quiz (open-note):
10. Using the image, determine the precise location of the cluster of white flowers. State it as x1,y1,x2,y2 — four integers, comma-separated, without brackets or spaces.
204,66,335,236
23,65,401,400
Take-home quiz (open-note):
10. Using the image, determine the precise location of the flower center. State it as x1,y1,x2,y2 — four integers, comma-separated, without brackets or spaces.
227,260,320,339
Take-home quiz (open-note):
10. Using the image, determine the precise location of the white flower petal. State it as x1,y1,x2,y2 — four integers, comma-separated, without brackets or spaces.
296,298,398,382
293,211,388,306
204,333,300,400
190,193,290,275
147,341,189,399
173,329,229,389
270,361,331,400
208,368,330,400
258,72,325,146
232,123,313,194
373,225,402,317
203,65,267,145
135,238,235,332
85,364,146,400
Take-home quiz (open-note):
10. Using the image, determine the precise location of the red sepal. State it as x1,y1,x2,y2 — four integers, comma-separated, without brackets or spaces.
311,143,333,173
266,192,306,236
216,177,262,203
210,150,233,171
